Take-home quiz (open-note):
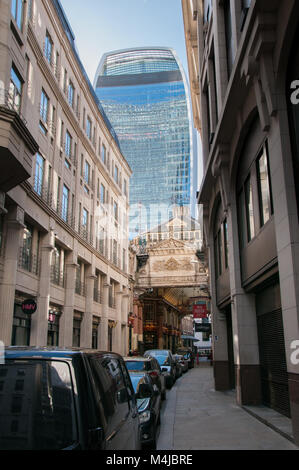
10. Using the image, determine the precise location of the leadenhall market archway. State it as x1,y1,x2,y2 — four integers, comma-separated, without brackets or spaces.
132,238,210,354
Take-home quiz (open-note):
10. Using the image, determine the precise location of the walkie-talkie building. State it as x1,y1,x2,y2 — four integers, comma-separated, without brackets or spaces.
94,47,193,237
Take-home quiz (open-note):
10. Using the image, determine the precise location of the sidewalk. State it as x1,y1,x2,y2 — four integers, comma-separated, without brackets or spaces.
157,364,298,450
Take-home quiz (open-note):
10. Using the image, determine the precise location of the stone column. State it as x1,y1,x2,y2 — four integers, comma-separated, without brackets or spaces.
208,232,231,390
30,229,54,346
267,113,299,445
59,251,77,347
0,205,24,345
226,201,262,405
81,265,96,348
100,279,109,351
121,289,130,355
114,288,123,354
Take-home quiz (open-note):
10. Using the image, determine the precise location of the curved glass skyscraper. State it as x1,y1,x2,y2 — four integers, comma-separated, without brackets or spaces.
94,47,193,238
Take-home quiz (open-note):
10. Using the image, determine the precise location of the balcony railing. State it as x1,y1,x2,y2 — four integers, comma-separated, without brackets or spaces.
18,247,39,275
33,176,53,206
0,89,27,126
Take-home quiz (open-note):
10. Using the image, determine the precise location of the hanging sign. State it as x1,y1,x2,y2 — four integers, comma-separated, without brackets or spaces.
193,304,207,318
21,299,37,315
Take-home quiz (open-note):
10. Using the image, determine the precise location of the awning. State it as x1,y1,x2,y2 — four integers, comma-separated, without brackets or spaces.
181,335,198,341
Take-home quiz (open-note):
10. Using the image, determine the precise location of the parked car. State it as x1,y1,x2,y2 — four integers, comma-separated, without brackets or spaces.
129,372,161,449
124,356,166,400
0,347,141,450
176,347,195,369
173,354,188,373
172,354,183,378
144,349,176,388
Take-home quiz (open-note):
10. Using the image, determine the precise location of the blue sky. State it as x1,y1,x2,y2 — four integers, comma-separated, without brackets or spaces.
59,0,188,86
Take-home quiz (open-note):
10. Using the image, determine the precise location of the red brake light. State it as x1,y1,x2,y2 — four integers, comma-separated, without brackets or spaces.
150,371,158,377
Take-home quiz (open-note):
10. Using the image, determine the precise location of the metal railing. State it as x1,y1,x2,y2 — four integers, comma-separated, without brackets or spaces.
33,176,53,206
0,89,27,126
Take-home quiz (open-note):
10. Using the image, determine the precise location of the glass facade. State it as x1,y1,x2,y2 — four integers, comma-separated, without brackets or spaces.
94,48,192,237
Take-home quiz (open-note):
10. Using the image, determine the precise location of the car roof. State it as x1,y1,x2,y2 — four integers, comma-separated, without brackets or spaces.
128,371,150,379
144,349,171,354
123,356,152,361
3,347,123,360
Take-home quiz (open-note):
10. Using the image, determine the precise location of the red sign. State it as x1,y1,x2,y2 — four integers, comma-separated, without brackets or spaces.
21,299,37,315
193,304,207,318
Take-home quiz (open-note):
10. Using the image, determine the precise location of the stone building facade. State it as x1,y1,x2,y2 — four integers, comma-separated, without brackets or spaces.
182,0,299,444
0,0,131,354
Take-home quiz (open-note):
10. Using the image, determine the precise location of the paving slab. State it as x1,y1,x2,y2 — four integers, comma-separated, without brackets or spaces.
157,365,298,450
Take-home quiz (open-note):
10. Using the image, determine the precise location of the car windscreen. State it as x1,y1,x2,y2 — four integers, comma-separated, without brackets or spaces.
125,361,148,371
154,355,170,366
0,359,77,450
177,350,190,359
146,350,168,356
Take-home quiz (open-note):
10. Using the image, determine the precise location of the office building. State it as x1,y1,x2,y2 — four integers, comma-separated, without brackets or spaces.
94,47,193,237
183,0,299,444
0,0,131,354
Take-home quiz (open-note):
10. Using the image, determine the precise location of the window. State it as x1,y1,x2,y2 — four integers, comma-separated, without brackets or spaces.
63,69,67,94
82,208,88,228
54,51,60,78
27,0,34,22
223,219,229,269
68,81,74,108
9,66,22,113
244,176,255,242
65,130,72,157
40,89,49,124
102,144,106,164
257,145,273,227
11,0,24,30
44,31,53,65
204,0,212,23
223,0,234,77
100,183,105,204
217,230,222,277
84,161,90,185
113,201,118,221
86,116,92,139
20,223,34,272
0,360,76,450
34,153,44,196
61,185,69,222
124,179,127,196
114,165,119,184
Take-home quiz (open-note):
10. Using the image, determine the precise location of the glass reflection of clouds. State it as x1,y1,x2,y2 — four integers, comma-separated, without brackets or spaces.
95,48,192,236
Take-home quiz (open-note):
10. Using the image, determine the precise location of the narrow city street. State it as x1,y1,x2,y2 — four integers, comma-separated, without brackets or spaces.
157,364,298,451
